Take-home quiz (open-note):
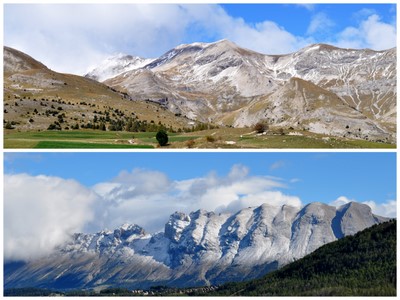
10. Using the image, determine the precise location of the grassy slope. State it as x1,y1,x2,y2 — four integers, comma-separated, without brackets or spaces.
210,220,396,296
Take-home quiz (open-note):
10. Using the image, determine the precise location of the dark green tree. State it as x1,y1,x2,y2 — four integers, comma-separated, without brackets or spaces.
156,130,168,146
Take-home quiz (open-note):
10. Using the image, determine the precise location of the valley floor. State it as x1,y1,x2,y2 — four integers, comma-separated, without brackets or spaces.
4,128,395,149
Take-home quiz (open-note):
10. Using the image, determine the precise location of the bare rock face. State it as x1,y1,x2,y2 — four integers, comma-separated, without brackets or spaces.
164,212,191,242
4,201,388,290
90,40,395,142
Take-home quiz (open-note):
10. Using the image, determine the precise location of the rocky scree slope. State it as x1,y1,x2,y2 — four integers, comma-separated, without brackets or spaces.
92,40,395,142
4,202,388,290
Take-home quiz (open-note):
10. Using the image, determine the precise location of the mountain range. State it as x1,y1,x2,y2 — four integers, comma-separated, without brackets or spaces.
86,40,396,142
3,41,396,143
4,201,388,290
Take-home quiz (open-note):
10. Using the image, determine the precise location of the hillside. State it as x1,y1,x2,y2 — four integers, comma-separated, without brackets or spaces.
3,46,193,133
209,219,396,296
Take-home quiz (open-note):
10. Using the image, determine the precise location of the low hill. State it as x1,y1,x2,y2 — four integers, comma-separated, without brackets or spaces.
209,219,396,296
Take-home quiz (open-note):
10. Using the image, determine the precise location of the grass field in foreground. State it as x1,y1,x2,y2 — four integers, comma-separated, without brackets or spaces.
4,129,396,149
34,141,154,149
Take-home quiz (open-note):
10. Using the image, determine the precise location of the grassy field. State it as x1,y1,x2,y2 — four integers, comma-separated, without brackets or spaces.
34,141,154,149
4,128,396,149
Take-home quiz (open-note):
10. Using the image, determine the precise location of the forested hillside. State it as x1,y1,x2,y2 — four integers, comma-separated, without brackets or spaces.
211,219,396,296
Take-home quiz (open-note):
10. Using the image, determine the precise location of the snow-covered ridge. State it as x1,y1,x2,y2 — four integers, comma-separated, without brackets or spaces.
4,201,388,290
85,53,154,82
63,201,386,261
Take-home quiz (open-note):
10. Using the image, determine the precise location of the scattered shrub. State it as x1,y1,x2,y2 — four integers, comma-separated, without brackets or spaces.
254,122,269,133
206,136,215,143
4,121,14,129
186,139,195,148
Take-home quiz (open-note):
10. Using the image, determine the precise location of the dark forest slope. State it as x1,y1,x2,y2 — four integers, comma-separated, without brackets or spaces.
211,219,396,296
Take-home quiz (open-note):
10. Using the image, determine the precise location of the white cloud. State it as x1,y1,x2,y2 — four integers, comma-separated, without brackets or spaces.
362,200,397,218
335,14,396,50
5,4,197,74
307,12,335,35
4,4,309,74
353,8,377,19
330,196,352,207
223,19,309,55
90,169,174,232
296,4,316,11
228,164,249,180
290,178,301,183
270,160,286,171
330,196,396,218
4,174,96,262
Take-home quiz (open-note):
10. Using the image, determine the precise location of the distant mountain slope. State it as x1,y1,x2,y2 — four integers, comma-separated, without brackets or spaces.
94,40,395,142
211,219,396,296
4,202,388,290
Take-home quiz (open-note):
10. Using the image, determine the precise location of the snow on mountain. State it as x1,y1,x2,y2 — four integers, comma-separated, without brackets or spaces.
98,40,395,142
269,44,396,124
85,53,154,82
4,201,388,290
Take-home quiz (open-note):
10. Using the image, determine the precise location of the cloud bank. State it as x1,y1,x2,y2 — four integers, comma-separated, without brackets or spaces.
4,174,96,261
4,167,396,262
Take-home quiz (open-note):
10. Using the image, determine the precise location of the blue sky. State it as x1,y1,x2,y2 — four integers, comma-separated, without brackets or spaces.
221,4,395,36
4,3,396,74
4,152,396,209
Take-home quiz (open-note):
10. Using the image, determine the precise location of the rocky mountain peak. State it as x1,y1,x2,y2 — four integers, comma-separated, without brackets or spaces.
113,223,146,241
164,212,191,242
